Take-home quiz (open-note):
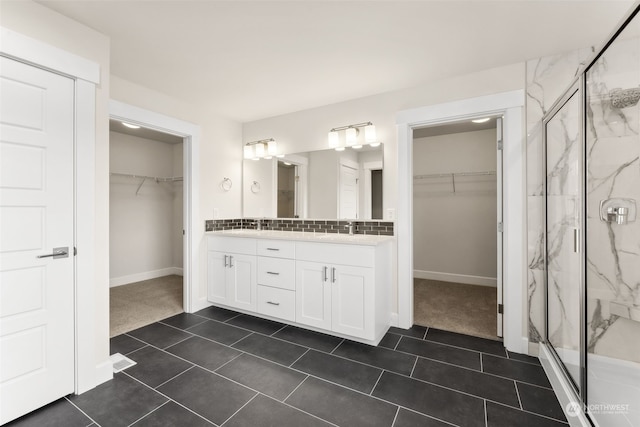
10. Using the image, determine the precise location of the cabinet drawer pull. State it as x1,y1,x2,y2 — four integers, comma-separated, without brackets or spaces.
224,255,229,267
266,248,280,251
266,301,280,306
332,267,336,283
266,271,280,275
323,266,328,282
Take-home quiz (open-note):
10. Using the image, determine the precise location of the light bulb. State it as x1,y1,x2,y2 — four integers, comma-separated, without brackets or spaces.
254,142,265,158
345,127,357,146
267,140,277,155
328,131,339,148
364,124,376,143
244,145,253,159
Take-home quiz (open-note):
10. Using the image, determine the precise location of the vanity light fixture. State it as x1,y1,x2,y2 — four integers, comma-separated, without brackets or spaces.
328,121,377,151
472,118,491,124
122,122,140,129
244,138,277,160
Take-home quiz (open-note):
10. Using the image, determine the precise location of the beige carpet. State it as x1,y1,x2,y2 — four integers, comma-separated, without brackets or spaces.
110,275,183,337
414,278,499,341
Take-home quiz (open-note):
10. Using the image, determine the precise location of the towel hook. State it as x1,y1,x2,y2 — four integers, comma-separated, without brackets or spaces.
220,177,232,192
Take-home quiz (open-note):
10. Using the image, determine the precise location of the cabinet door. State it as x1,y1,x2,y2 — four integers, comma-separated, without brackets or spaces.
331,265,374,339
295,260,331,330
208,251,229,304
228,253,257,311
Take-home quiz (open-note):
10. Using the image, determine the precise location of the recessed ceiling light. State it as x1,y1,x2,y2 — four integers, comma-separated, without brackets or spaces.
472,118,490,124
122,122,140,129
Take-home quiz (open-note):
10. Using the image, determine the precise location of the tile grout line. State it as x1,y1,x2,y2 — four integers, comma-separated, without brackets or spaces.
489,400,571,424
480,353,484,372
154,365,197,390
393,335,402,351
283,375,309,403
422,327,429,340
369,369,386,395
409,356,419,378
213,351,246,372
125,400,172,427
330,338,345,354
64,396,102,427
270,324,289,336
390,406,400,427
120,371,217,426
229,331,254,347
288,348,311,368
514,381,523,410
219,392,259,427
484,399,488,427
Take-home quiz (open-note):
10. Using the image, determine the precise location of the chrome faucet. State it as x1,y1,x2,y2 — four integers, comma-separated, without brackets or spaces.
345,221,354,236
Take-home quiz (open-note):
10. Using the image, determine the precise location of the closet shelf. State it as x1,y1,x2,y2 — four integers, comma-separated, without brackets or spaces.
110,172,183,196
413,170,496,193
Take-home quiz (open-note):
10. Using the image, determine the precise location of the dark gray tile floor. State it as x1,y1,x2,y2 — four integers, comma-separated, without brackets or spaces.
7,307,568,427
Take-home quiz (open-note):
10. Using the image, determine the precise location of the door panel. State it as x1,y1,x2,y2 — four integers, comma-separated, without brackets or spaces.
0,57,75,424
331,265,373,339
339,163,358,219
295,261,331,329
207,251,228,303
230,254,256,311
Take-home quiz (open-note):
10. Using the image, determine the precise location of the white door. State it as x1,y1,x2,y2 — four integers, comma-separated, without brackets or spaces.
295,261,331,329
339,163,358,219
0,57,75,423
331,265,374,339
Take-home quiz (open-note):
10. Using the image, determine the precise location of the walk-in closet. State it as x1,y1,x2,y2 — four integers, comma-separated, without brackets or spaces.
412,119,501,340
109,120,184,337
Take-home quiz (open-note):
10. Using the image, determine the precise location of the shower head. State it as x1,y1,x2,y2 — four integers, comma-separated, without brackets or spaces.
609,87,640,109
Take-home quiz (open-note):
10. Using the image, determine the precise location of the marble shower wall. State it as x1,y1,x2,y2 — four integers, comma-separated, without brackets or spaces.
585,35,640,364
526,48,592,344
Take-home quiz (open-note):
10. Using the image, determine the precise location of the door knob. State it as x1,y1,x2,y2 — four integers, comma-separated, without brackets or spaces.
37,247,69,259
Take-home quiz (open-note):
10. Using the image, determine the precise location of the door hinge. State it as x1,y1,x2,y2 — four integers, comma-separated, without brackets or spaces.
498,304,504,314
183,229,185,236
74,247,77,256
497,140,503,151
498,222,503,232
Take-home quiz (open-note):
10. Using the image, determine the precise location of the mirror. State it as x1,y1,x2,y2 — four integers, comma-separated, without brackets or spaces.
243,145,383,220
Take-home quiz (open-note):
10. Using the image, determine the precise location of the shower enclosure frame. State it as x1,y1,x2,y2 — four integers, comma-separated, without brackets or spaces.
541,3,640,425
542,75,588,406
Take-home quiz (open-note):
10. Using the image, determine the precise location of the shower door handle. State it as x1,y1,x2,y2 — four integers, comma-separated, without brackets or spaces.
573,228,580,253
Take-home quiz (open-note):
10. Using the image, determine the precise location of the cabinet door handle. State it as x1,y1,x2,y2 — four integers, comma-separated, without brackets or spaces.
266,248,280,251
323,266,328,282
229,256,234,268
332,267,336,283
266,271,280,275
266,301,280,306
224,255,229,267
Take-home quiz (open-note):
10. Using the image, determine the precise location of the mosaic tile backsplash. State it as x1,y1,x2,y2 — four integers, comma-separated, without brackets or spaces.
205,218,394,236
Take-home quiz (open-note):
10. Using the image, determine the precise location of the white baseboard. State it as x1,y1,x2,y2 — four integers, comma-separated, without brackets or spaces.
93,360,114,389
109,267,184,287
414,269,497,287
389,312,399,327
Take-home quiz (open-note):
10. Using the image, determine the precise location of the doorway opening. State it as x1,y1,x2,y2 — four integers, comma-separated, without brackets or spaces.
412,118,502,340
108,119,186,337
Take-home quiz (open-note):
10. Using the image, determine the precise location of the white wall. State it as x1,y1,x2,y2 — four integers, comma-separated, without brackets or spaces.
413,129,497,285
0,0,112,383
109,131,183,286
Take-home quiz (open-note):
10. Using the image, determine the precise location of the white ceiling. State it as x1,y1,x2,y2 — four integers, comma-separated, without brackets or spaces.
38,0,634,123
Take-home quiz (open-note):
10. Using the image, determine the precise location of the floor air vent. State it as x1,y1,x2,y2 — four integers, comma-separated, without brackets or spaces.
109,353,137,373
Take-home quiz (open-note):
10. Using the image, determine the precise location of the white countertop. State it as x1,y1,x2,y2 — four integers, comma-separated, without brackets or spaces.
207,229,395,246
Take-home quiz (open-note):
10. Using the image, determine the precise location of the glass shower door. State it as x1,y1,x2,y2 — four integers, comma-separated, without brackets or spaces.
585,13,640,427
544,82,584,394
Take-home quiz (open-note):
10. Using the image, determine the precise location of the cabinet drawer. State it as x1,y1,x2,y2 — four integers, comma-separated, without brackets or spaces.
257,285,295,322
257,239,295,258
257,257,295,290
296,242,374,267
208,236,256,255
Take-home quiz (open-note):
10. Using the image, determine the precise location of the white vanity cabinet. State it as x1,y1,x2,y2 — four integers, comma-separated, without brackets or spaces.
206,232,392,345
295,242,382,341
207,236,257,312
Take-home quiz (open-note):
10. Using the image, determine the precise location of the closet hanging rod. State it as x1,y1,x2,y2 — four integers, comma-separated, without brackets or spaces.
413,170,496,180
110,172,183,182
